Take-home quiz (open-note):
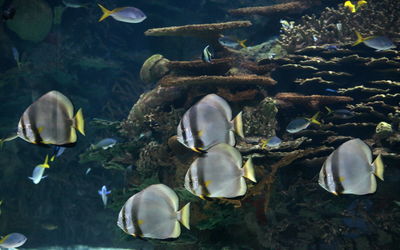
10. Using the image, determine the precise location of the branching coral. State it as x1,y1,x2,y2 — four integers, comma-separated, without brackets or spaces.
280,0,400,51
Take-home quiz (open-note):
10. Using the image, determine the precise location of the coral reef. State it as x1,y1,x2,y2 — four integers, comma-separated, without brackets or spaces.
280,0,400,51
139,54,170,84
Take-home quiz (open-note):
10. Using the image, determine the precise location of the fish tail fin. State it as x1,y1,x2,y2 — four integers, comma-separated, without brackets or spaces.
73,108,85,136
98,4,112,22
38,155,50,168
309,112,321,125
353,31,365,46
344,1,356,13
373,154,384,181
238,39,247,48
243,157,256,182
325,106,333,115
232,111,244,138
356,0,367,9
177,203,190,230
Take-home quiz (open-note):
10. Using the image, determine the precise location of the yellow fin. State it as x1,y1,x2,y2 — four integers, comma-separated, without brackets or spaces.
192,147,205,153
260,139,268,150
98,4,114,22
0,234,9,244
197,130,203,137
237,39,247,48
232,111,244,138
373,154,384,181
177,203,190,230
308,112,321,125
356,0,367,9
339,176,345,182
352,31,365,46
243,157,256,182
138,219,144,225
38,155,50,168
344,1,356,13
325,106,333,115
73,108,85,136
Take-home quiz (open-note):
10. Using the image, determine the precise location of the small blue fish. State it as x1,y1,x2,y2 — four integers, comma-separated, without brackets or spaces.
218,36,247,49
325,88,338,93
0,233,27,248
98,4,146,23
353,31,396,51
266,136,282,148
98,185,111,207
28,165,48,184
286,112,321,133
12,47,21,69
63,0,89,8
51,146,66,161
202,45,212,63
92,138,117,150
326,107,354,119
324,45,339,51
85,168,91,175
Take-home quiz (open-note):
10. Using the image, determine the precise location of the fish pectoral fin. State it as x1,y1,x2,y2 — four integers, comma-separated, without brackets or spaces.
41,175,48,179
138,219,144,225
339,176,345,182
204,180,212,187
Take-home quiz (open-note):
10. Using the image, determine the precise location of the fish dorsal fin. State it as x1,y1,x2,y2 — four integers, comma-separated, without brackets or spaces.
373,154,384,181
232,111,244,138
73,108,85,136
243,157,256,182
177,203,191,230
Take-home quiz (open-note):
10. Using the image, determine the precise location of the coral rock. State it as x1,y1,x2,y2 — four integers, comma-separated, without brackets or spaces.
140,54,170,84
228,1,317,16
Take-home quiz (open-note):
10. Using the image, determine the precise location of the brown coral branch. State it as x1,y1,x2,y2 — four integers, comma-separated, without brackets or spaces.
275,92,353,109
168,58,233,75
228,1,316,16
158,75,277,87
144,21,252,37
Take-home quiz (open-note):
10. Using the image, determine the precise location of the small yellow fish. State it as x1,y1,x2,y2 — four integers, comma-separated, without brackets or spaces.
344,0,367,13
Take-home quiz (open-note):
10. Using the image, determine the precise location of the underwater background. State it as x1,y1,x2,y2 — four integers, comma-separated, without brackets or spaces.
0,0,399,249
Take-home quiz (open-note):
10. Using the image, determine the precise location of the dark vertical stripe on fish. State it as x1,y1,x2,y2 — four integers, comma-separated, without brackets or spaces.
27,106,44,144
121,205,128,233
323,163,328,190
180,121,188,146
331,152,344,194
20,117,28,140
131,196,143,237
188,168,195,193
189,105,204,149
